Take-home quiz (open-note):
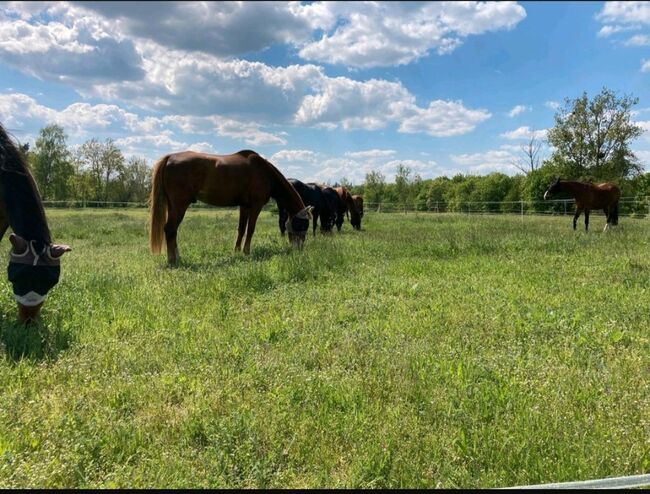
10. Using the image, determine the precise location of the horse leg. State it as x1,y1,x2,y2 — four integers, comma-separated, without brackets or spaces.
235,206,249,252
573,208,582,231
243,205,262,255
0,215,9,241
312,214,318,237
164,199,190,266
584,209,590,232
278,207,287,236
603,207,610,232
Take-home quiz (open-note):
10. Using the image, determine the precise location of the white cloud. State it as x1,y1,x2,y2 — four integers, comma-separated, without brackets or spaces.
345,149,396,159
0,4,493,139
636,120,650,135
298,1,526,68
398,100,491,137
507,105,530,117
545,101,560,111
624,34,650,46
634,149,650,170
597,2,650,25
500,126,547,140
270,149,318,163
450,149,520,175
598,25,620,38
0,14,144,84
597,3,650,72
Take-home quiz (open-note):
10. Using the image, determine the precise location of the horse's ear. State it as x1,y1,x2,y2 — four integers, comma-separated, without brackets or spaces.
50,243,72,258
9,233,28,253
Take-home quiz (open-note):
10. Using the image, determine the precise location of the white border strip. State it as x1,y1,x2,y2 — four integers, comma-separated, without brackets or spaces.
503,473,650,489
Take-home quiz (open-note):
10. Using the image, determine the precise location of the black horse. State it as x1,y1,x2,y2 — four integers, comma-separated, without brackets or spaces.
0,122,71,322
318,185,341,232
279,178,325,236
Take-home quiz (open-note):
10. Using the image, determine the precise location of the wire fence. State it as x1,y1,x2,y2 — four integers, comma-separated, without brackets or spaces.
363,196,650,218
41,196,650,219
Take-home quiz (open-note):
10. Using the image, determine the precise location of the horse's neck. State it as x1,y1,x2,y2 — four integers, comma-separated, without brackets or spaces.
260,158,304,215
560,181,589,196
0,161,51,244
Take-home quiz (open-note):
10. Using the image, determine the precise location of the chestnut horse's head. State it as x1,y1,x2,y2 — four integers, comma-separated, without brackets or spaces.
286,206,314,248
8,233,71,323
543,177,562,200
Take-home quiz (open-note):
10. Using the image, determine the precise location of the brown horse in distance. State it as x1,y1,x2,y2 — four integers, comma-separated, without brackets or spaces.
543,177,620,232
334,186,361,231
149,150,313,265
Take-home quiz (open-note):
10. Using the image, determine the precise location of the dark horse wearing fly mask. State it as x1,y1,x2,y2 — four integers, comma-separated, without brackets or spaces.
0,122,71,322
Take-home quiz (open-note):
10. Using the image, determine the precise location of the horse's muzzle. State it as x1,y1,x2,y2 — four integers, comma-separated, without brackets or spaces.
17,301,43,323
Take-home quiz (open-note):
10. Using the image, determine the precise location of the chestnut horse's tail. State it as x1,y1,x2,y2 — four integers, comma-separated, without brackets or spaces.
610,201,619,226
149,155,169,254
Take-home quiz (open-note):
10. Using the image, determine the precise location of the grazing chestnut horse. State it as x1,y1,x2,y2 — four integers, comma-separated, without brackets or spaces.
0,122,71,322
544,177,620,232
334,186,361,231
149,150,313,265
279,179,325,237
351,195,364,230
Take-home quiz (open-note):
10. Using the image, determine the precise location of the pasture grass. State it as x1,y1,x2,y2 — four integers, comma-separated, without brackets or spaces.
0,209,648,488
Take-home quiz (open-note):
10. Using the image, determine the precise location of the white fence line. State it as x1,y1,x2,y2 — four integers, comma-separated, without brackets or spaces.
40,196,650,218
503,472,650,489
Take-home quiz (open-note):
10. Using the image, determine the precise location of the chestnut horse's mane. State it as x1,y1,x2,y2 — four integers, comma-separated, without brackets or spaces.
245,151,305,215
0,122,51,244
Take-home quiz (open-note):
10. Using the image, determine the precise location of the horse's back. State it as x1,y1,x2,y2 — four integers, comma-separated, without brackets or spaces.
595,182,621,204
164,150,269,207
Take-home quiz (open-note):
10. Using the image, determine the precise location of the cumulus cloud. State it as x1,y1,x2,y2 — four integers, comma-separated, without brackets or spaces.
597,25,638,37
500,126,547,140
624,34,650,46
0,14,144,84
270,149,319,163
597,1,650,25
507,105,530,117
298,1,526,68
14,1,527,70
398,100,491,137
0,3,494,139
596,2,650,72
73,1,327,58
545,101,561,111
345,149,396,159
450,148,520,175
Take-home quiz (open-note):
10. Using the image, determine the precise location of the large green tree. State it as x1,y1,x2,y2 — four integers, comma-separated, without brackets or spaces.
363,170,386,205
32,124,75,200
76,138,126,201
546,87,644,181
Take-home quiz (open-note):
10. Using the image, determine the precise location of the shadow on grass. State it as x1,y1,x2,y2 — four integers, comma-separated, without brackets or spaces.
0,313,75,363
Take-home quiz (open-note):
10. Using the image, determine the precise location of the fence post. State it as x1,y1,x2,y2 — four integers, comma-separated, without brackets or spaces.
520,200,524,220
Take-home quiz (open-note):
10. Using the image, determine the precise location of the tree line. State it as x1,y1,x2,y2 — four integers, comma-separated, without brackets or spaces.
23,125,150,205
346,88,650,215
18,87,650,213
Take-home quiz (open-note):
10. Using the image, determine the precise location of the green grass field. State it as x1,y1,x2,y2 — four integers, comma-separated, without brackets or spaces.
0,209,648,488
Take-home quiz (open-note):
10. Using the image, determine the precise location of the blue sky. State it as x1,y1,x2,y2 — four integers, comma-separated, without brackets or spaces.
0,1,649,184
